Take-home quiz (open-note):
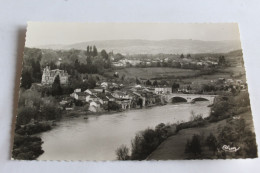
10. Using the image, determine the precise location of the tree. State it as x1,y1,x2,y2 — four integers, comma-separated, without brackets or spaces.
74,59,80,69
31,59,42,82
87,76,96,89
206,133,218,154
20,69,32,89
172,82,180,92
185,134,202,156
89,46,92,53
16,107,38,125
121,74,126,81
93,45,98,57
101,50,108,60
41,104,61,120
136,78,141,84
153,80,158,86
51,75,63,96
187,54,191,58
160,80,168,86
187,85,192,91
180,54,184,58
218,56,226,66
108,101,121,111
116,145,130,160
146,80,152,86
19,89,42,109
86,46,90,56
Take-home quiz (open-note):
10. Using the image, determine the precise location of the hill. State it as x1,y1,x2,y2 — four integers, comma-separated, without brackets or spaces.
35,39,241,54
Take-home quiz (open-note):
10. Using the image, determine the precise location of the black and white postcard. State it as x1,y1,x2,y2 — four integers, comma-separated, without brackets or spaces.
12,23,257,160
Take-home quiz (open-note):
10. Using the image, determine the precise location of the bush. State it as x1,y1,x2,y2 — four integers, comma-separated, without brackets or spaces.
41,104,61,120
15,123,51,135
185,134,202,156
116,145,130,160
189,111,203,121
217,119,257,158
211,100,230,117
83,104,90,111
108,101,121,111
16,107,38,125
233,91,250,107
130,126,168,160
176,118,207,132
206,133,218,154
12,134,44,160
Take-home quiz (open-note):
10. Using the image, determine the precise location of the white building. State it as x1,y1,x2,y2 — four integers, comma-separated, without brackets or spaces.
154,87,172,94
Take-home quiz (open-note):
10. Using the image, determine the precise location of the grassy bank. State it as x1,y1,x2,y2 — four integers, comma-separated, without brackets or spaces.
147,92,257,160
147,110,256,160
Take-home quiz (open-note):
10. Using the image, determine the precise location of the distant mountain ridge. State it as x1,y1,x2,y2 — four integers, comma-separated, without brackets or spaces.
35,39,241,54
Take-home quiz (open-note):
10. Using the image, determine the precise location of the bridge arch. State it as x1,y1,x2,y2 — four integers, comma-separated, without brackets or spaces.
191,97,209,102
170,96,188,103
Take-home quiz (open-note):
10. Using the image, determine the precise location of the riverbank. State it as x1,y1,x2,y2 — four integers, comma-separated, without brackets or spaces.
147,110,255,160
63,103,166,118
12,121,55,160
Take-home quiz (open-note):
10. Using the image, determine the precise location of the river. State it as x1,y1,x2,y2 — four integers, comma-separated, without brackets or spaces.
37,101,211,160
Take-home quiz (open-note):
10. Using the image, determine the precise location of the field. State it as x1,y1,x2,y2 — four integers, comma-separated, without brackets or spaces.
108,67,200,80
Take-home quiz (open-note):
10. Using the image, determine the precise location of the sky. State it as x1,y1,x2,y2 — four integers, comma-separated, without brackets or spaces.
26,22,241,47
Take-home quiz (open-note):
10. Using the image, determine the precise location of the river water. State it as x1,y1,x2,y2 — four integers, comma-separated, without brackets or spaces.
38,101,211,160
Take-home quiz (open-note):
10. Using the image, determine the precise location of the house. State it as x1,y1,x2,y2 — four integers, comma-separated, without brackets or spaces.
112,62,125,67
41,66,68,85
154,87,172,94
112,91,131,99
59,100,68,105
101,82,108,88
74,88,81,93
116,99,131,109
143,87,154,93
86,94,99,103
84,89,98,95
197,62,203,66
94,86,105,93
135,85,142,88
89,101,101,112
96,92,109,104
77,92,90,102
106,95,115,102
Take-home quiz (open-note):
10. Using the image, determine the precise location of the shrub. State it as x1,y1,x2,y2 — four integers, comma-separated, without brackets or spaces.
12,134,44,160
15,123,51,135
185,134,202,156
189,111,203,121
16,107,38,125
211,100,230,117
108,101,121,111
130,127,167,160
116,145,130,160
41,104,61,120
206,133,218,154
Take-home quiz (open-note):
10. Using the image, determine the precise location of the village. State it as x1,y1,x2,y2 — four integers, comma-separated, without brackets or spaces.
39,54,247,115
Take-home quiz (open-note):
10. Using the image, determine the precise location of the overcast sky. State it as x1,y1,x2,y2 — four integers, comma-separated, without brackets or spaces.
26,22,241,47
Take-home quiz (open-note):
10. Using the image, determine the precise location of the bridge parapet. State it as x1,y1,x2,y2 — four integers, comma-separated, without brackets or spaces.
165,93,216,104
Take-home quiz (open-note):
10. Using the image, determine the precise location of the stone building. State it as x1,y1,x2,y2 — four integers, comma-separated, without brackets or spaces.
41,66,68,85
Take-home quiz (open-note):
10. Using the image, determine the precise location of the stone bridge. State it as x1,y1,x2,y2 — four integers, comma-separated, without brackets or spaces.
164,93,216,104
